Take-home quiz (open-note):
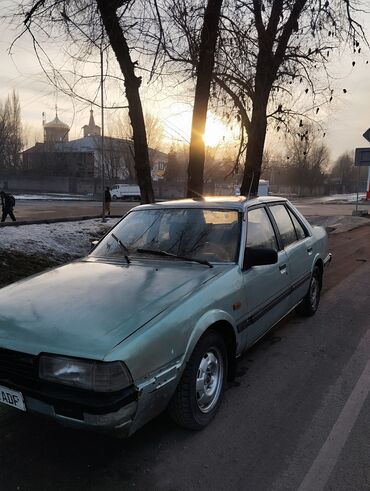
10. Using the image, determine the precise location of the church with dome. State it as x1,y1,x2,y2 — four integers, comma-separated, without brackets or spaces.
42,110,71,144
21,108,168,194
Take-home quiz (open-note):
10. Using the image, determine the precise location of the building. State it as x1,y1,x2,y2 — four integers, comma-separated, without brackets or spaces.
43,110,70,143
56,134,135,180
82,109,101,137
22,143,94,178
20,109,170,195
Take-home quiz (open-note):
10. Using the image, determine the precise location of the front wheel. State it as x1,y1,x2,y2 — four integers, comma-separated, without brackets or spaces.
112,195,118,201
169,330,227,430
297,266,322,316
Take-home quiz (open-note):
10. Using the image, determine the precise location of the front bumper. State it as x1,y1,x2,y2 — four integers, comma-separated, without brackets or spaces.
0,348,182,436
324,252,332,268
0,376,180,437
25,393,138,436
0,377,139,436
0,346,139,435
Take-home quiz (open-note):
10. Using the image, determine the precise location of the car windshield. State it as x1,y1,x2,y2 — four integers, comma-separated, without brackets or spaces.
91,208,241,263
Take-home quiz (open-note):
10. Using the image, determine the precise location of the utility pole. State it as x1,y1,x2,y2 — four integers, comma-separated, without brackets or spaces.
361,128,370,201
100,26,106,223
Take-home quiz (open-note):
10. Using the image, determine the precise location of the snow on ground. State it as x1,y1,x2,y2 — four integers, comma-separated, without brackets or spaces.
0,218,119,259
14,193,93,201
318,193,366,204
307,215,370,234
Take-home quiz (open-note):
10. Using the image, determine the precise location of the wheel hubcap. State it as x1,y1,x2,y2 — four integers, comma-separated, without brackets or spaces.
196,348,223,414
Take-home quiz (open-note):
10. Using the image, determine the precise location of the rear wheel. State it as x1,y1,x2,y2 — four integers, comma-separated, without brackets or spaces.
112,195,118,201
169,330,227,430
297,265,322,316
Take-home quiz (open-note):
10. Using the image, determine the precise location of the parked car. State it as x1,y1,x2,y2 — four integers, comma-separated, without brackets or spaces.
110,184,141,200
0,196,331,436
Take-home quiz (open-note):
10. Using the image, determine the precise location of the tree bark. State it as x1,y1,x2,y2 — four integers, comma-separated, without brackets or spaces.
241,0,308,198
96,0,155,204
187,0,223,198
240,95,269,197
241,47,272,196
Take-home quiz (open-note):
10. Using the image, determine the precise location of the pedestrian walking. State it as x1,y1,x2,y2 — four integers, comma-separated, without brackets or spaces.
1,191,16,222
104,186,111,216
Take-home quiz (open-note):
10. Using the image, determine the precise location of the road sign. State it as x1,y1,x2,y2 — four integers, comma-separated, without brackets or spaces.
363,128,370,143
361,130,370,200
354,148,370,166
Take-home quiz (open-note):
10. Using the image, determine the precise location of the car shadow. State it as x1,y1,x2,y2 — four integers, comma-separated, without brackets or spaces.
0,312,298,491
0,399,195,490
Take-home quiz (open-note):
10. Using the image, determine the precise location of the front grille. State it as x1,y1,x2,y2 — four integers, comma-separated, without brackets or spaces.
0,348,138,415
0,347,38,384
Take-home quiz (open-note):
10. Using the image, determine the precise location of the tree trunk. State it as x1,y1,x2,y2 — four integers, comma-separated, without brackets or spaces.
240,95,269,197
240,0,308,198
96,0,154,204
187,0,223,198
240,41,273,197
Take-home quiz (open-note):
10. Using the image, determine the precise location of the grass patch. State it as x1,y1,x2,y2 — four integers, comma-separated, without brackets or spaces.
0,251,66,288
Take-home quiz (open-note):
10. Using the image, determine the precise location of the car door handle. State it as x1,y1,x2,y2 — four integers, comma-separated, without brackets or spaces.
307,247,313,254
279,264,287,274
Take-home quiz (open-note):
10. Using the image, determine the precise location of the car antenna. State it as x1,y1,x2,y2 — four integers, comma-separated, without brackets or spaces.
247,172,255,201
188,187,205,201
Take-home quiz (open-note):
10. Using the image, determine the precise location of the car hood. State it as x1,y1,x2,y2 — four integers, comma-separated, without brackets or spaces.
0,259,222,359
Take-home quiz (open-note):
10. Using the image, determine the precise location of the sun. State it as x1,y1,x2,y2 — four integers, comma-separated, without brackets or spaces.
203,116,229,147
163,109,232,147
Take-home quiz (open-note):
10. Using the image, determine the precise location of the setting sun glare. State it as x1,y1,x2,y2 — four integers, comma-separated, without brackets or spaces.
203,116,229,147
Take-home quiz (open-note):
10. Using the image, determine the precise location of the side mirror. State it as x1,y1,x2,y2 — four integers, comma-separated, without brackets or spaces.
243,247,278,270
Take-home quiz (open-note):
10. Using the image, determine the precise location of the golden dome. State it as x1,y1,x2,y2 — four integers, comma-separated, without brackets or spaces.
43,115,69,129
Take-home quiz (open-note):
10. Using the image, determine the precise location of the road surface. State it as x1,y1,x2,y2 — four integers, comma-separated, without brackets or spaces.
7,200,134,221
0,228,369,490
5,197,370,222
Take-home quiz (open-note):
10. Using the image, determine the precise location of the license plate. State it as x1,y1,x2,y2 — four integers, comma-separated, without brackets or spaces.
0,385,26,411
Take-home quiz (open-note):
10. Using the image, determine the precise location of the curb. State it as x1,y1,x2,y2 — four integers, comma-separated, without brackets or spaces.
0,215,123,227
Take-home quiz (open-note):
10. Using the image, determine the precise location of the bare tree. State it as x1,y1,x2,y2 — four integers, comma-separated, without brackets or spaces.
96,0,154,203
93,135,136,182
145,112,166,152
10,0,155,203
217,0,366,196
285,126,329,195
0,91,23,174
157,0,366,196
187,0,224,197
330,151,367,193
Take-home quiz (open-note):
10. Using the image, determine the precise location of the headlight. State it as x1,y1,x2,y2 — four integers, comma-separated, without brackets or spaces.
39,355,132,392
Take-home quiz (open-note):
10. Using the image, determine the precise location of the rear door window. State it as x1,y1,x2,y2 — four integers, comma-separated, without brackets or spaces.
287,209,307,241
269,204,297,248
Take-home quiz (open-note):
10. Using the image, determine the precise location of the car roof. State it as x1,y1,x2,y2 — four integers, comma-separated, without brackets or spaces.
134,195,288,212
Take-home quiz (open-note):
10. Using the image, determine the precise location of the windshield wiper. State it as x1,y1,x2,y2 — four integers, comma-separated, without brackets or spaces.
111,233,130,264
136,248,213,268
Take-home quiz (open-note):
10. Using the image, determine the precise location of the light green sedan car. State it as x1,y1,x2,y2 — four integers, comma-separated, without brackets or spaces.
0,197,331,436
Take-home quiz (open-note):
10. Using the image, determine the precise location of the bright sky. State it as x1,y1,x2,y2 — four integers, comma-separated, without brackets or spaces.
1,3,370,161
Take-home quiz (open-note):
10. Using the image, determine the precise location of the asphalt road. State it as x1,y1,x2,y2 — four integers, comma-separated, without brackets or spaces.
7,200,134,222
5,197,370,222
0,239,369,490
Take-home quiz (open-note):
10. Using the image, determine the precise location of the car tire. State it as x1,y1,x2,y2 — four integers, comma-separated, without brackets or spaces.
297,265,322,317
112,195,118,201
169,330,227,430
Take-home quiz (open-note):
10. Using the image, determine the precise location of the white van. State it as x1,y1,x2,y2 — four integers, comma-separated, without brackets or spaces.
110,184,141,201
234,180,269,197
